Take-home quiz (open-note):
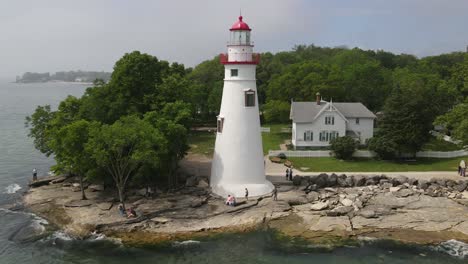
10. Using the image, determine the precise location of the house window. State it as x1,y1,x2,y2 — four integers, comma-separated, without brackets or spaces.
303,131,313,141
356,118,360,125
217,117,224,133
325,116,334,125
244,90,255,107
319,131,339,142
231,69,238,77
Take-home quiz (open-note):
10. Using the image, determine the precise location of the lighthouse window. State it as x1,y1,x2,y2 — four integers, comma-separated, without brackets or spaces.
244,90,255,107
217,117,224,133
230,69,238,77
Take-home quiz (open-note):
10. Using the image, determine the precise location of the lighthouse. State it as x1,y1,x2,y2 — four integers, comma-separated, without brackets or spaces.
210,16,274,197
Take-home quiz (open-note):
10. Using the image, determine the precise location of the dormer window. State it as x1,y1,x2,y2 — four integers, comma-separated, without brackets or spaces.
325,116,334,125
244,89,255,107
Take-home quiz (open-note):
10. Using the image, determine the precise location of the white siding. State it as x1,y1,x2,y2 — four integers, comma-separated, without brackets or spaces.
293,110,346,148
346,118,374,144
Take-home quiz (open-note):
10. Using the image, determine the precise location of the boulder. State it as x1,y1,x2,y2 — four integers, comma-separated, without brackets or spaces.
408,178,418,186
328,206,354,216
394,189,414,198
353,175,366,187
436,179,447,187
292,175,303,186
392,175,408,186
446,180,457,188
51,175,67,184
389,186,401,192
337,174,348,187
345,176,354,187
365,177,377,186
455,181,468,192
381,182,393,190
359,209,377,218
340,198,354,207
310,201,329,211
88,184,104,192
315,173,328,188
197,179,209,188
418,180,429,190
327,173,338,187
185,176,198,187
306,191,319,202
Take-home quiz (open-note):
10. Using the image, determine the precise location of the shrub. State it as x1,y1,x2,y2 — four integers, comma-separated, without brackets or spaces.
368,136,398,160
330,136,357,160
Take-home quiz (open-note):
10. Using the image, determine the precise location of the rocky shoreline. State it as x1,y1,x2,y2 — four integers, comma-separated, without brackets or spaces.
22,172,468,247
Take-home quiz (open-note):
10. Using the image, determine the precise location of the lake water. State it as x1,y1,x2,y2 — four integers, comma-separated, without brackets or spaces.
0,80,467,263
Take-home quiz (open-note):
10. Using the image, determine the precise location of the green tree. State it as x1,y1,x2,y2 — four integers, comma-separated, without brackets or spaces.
86,116,166,209
262,100,290,123
330,136,357,160
25,105,55,156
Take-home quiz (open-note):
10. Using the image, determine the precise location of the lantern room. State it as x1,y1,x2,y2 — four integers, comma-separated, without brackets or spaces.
229,16,252,46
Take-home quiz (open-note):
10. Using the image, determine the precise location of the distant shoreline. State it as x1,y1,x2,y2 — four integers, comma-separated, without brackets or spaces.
13,80,93,85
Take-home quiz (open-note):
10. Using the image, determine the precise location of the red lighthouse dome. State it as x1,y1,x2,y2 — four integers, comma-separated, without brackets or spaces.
230,16,251,31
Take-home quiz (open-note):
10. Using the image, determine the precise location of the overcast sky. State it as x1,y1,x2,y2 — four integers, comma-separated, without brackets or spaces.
1,0,467,79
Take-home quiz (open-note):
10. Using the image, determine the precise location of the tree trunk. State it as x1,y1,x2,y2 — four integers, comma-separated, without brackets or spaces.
79,174,87,200
118,186,125,211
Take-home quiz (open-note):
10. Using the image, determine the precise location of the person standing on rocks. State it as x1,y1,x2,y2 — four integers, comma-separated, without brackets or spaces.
285,168,290,181
32,168,37,181
245,188,249,201
289,167,294,181
460,160,466,177
273,186,278,201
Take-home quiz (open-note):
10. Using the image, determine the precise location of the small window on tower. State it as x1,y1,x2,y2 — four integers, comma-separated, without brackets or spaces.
217,117,224,133
244,90,255,107
231,69,238,77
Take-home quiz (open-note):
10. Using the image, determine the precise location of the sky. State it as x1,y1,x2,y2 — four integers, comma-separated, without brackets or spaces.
1,0,467,79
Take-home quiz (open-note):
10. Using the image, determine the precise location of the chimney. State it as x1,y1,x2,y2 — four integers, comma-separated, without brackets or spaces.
316,92,321,105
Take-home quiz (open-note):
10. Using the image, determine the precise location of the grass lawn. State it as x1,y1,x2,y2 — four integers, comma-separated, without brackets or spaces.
187,123,290,156
288,156,467,172
187,131,216,156
421,136,461,151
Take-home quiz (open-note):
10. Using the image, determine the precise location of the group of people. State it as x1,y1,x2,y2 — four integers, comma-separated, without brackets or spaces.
118,204,137,218
225,194,237,206
459,160,466,177
285,167,294,181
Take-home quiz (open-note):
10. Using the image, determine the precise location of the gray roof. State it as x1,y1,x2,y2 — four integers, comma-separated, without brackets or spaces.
290,101,376,122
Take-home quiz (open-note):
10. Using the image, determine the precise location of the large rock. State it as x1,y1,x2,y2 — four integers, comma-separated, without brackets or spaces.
359,209,377,218
408,178,418,186
455,181,468,192
345,176,354,187
394,189,414,198
88,184,104,192
365,177,377,186
315,173,328,188
310,201,329,211
327,206,354,216
185,176,198,187
446,180,457,188
306,191,319,202
418,180,429,190
327,173,338,187
340,198,354,207
292,175,303,186
392,175,408,186
337,174,348,187
353,175,366,187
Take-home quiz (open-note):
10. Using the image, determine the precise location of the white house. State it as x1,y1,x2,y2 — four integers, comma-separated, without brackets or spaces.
290,93,376,149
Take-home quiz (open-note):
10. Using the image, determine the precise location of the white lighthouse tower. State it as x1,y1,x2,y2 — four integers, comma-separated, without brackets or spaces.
210,16,274,197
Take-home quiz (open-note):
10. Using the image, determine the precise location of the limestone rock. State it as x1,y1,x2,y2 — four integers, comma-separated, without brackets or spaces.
310,201,329,211
151,217,171,224
394,189,414,198
88,184,104,192
340,198,354,207
51,176,67,184
315,173,328,188
197,179,209,188
292,175,303,186
389,186,401,192
327,173,338,187
418,180,429,190
96,202,113,211
337,174,348,187
392,175,408,186
345,176,354,187
310,216,352,232
328,206,353,216
455,181,468,192
359,209,377,218
353,175,366,187
306,191,319,202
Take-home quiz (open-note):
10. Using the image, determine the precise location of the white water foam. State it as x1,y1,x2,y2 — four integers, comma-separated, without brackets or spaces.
434,239,468,259
173,240,201,247
4,183,21,194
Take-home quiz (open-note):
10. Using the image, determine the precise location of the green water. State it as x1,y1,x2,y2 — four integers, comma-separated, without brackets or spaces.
0,80,466,263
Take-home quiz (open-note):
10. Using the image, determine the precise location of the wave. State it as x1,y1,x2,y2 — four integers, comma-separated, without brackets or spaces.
4,183,21,194
173,240,201,247
434,239,468,259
